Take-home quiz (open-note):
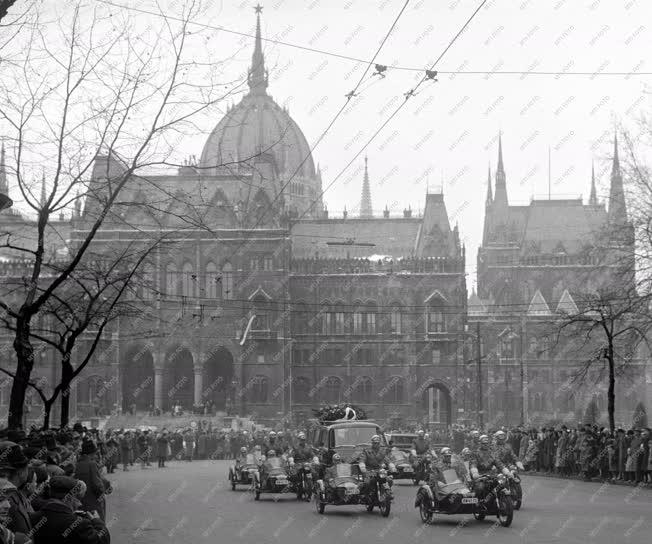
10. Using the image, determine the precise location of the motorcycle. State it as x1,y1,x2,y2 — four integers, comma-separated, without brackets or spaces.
410,450,434,485
228,453,260,491
469,473,514,527
361,462,394,517
252,455,293,500
415,467,480,524
313,462,393,517
388,449,414,481
508,464,522,510
288,457,313,501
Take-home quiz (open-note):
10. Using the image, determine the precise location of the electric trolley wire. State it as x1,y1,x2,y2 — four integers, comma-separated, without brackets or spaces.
97,1,652,77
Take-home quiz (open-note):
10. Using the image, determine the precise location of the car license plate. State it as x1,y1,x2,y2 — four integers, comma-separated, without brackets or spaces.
345,489,358,495
461,498,478,504
276,478,288,484
404,467,413,472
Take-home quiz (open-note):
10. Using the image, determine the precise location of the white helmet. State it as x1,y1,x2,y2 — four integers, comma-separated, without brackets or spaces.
298,432,306,440
371,435,381,444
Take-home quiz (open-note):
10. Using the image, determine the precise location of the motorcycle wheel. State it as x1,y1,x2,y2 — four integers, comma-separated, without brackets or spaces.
419,498,433,524
497,495,514,527
304,486,312,502
231,481,236,491
254,489,261,501
314,493,325,514
513,483,522,510
473,512,486,521
379,496,391,517
366,503,374,512
412,476,420,486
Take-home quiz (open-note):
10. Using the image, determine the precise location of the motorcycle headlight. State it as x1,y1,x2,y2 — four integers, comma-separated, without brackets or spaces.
497,475,506,484
379,469,387,478
388,463,396,472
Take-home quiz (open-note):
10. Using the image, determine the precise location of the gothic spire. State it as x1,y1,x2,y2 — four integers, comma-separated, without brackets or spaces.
485,163,493,206
608,131,627,225
0,141,7,195
589,161,598,205
247,4,268,95
360,155,373,218
494,131,508,206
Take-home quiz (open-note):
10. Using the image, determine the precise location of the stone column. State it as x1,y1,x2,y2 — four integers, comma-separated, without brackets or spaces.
154,352,165,412
194,360,204,407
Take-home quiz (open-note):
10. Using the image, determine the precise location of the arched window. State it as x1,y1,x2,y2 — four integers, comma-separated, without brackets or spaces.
293,376,311,403
364,301,377,334
142,269,155,300
334,301,346,335
182,262,195,297
354,376,372,403
165,263,177,296
292,301,309,334
384,376,404,404
205,262,219,299
426,293,446,333
388,302,402,334
320,300,331,335
323,376,342,404
352,301,363,334
251,375,268,403
221,262,233,300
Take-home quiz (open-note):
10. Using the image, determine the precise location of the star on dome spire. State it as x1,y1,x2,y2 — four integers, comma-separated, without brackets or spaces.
248,4,268,95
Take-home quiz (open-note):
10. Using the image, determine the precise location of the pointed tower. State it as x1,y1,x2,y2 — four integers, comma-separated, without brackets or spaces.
0,142,7,196
607,131,627,225
494,132,508,207
485,164,493,207
247,4,269,95
589,162,598,205
360,155,373,218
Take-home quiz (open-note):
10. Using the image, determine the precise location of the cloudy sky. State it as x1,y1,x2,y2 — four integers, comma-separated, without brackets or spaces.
10,0,652,285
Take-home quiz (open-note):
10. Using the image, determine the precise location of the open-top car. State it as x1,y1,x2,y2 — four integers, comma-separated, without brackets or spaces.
388,448,414,480
228,453,260,490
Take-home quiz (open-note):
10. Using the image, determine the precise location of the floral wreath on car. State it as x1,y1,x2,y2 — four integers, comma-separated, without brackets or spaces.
312,404,368,423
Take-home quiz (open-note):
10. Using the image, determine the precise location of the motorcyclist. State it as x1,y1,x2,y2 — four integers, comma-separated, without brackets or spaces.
493,430,523,471
428,447,468,501
412,430,430,455
259,449,279,487
264,431,278,453
289,432,313,484
469,435,512,480
358,435,392,494
467,430,480,454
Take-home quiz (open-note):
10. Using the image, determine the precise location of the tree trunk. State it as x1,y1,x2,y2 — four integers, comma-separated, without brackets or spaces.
59,360,74,428
8,317,35,429
42,398,54,430
607,342,616,434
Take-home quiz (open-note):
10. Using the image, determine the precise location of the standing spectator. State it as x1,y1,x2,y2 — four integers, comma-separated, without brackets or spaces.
0,485,30,544
74,440,110,522
0,442,33,536
32,475,109,544
156,431,169,468
119,432,132,472
197,432,207,461
183,430,195,462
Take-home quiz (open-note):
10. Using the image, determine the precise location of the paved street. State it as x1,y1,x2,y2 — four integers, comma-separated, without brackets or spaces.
107,460,652,544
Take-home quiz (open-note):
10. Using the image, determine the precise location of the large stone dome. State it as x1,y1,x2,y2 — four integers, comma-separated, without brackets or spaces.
199,8,316,182
199,92,315,179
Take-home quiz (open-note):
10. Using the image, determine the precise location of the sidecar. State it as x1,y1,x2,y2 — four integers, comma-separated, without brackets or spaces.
228,453,260,490
388,448,414,480
252,456,293,500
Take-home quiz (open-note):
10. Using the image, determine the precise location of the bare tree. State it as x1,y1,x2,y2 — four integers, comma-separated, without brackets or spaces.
0,1,248,428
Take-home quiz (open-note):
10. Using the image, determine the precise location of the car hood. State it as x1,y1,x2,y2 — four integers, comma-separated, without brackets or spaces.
333,445,365,462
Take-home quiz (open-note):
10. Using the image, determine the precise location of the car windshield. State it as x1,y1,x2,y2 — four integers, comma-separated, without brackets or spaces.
335,464,352,477
390,449,408,461
267,457,282,468
333,427,381,447
391,435,415,444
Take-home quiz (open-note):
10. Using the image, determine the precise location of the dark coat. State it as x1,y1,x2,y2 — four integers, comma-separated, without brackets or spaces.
74,455,108,521
31,499,110,544
2,484,33,536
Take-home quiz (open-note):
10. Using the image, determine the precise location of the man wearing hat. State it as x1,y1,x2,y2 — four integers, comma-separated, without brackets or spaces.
74,440,110,521
31,475,109,544
0,441,33,536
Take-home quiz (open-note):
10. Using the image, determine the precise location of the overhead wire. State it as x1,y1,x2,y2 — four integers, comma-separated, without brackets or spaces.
96,0,652,77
